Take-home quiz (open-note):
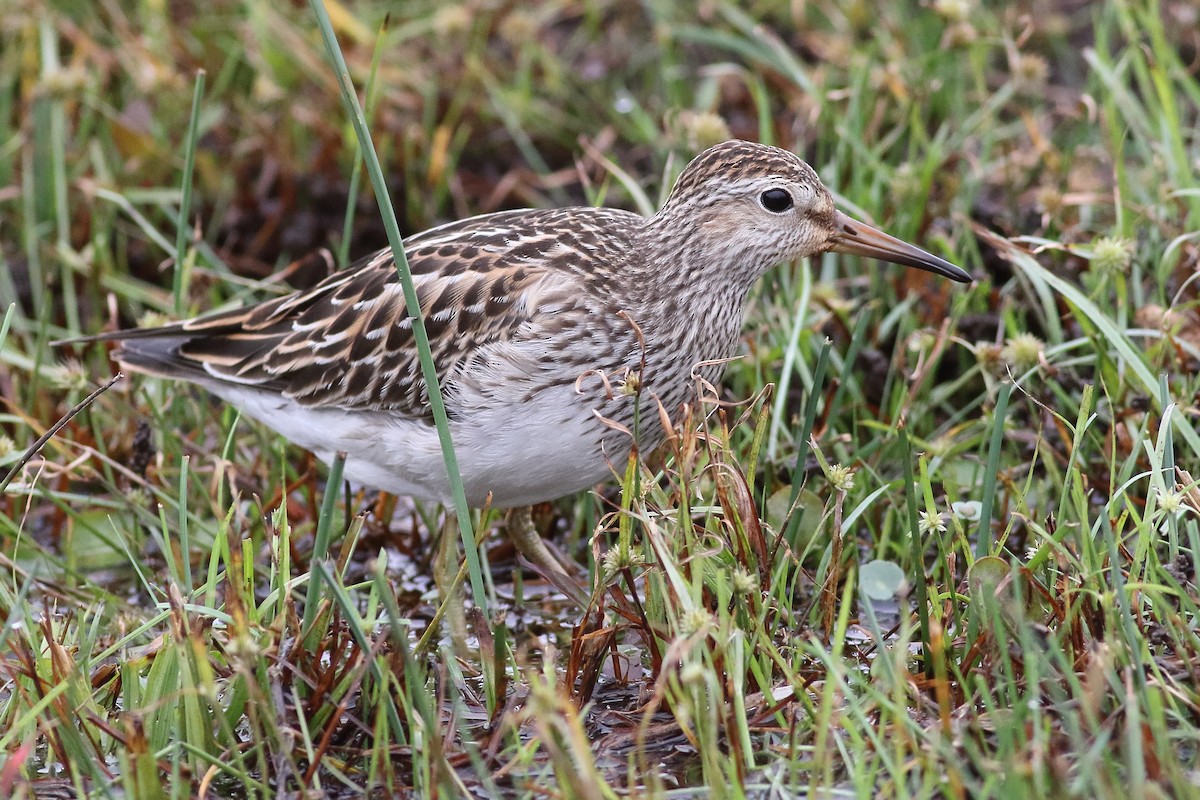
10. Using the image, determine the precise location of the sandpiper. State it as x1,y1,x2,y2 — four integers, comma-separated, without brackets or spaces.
75,140,969,589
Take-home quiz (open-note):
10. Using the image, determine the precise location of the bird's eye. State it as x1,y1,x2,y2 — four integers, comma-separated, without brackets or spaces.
759,188,794,213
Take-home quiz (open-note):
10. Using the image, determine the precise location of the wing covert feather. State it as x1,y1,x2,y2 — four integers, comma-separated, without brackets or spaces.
130,207,641,417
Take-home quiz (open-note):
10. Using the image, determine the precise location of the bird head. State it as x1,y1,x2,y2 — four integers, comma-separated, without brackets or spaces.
655,140,971,285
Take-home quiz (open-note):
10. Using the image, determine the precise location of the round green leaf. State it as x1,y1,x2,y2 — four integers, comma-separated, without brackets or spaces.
860,559,906,600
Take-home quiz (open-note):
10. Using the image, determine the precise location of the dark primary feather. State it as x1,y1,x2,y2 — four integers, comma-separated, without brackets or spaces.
97,206,645,419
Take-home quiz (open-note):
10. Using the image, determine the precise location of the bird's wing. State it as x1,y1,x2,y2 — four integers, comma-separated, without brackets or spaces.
102,207,641,418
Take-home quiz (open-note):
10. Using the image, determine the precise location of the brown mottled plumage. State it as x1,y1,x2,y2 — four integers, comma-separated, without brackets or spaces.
76,140,969,510
112,206,644,417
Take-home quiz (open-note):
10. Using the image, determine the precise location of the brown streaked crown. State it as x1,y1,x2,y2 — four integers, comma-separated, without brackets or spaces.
664,140,823,205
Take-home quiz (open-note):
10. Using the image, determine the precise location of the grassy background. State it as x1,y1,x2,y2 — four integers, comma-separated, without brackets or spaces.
3,0,1200,797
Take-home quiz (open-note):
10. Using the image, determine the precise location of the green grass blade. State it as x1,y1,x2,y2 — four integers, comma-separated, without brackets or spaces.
306,2,486,611
172,69,206,315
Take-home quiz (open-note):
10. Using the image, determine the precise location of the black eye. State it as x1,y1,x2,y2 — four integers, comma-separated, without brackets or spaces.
759,188,794,213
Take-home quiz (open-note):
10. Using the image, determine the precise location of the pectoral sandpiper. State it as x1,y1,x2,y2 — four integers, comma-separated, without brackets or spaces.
72,140,970,594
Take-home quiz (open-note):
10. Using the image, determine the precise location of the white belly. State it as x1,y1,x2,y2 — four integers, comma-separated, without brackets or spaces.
209,382,627,507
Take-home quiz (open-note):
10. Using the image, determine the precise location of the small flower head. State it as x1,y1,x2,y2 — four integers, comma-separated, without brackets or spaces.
827,464,856,493
1001,333,1044,372
0,435,15,459
676,110,732,152
731,567,757,596
1134,304,1171,332
678,607,713,637
1012,54,1049,93
498,10,538,44
1090,236,1134,276
138,311,173,330
974,341,1004,372
224,631,264,662
679,660,708,686
1158,488,1185,514
601,542,645,578
47,359,91,392
908,328,937,353
41,67,90,100
934,0,972,23
919,509,948,536
1035,185,1064,216
619,369,642,396
944,22,978,47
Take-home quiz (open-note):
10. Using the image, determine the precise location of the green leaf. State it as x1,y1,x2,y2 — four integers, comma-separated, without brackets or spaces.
860,559,906,600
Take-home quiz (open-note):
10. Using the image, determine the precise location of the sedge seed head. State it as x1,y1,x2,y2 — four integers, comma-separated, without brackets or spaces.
678,608,713,637
677,110,732,152
827,464,855,493
1001,333,1044,372
731,567,757,595
1090,236,1134,275
934,0,971,23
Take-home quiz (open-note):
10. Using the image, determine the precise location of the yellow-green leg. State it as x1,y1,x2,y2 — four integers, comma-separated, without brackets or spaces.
506,506,589,606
